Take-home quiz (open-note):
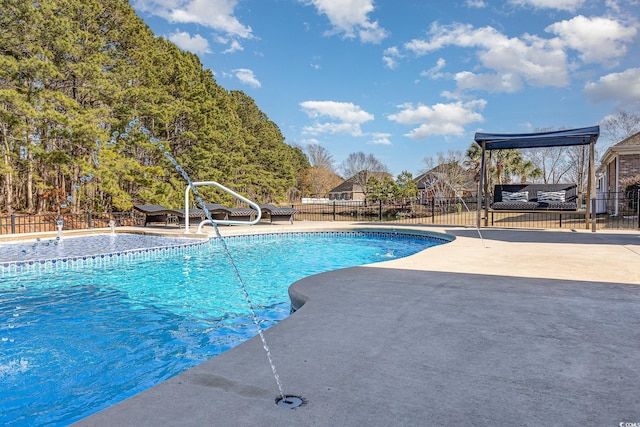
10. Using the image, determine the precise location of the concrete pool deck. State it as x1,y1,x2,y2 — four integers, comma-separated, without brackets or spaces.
75,223,640,426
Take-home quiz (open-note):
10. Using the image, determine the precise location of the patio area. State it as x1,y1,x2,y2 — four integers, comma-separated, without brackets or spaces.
75,223,640,426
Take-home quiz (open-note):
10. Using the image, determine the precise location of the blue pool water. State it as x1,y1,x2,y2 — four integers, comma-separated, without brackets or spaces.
0,233,202,264
0,231,446,426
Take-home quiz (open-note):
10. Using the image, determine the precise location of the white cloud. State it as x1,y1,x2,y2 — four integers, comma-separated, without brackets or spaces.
546,16,637,64
454,71,524,93
465,0,487,7
370,132,392,145
382,46,401,69
132,0,255,53
303,122,366,136
223,39,244,54
384,46,400,56
301,100,374,123
133,0,252,45
168,30,211,55
404,22,570,92
233,69,261,88
584,68,640,109
508,0,585,12
404,23,500,55
420,58,447,79
605,0,622,13
401,16,638,94
382,56,397,69
302,0,389,43
388,100,486,140
300,100,374,136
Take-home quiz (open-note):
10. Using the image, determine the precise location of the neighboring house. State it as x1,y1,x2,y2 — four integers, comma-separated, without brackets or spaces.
328,171,392,201
597,131,640,215
414,164,477,203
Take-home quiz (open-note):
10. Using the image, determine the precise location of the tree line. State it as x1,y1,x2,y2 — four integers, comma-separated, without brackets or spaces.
0,0,309,215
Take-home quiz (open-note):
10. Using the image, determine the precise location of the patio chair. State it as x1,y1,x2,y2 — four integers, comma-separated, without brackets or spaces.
228,206,258,222
133,204,178,226
201,204,232,221
259,204,298,224
204,203,257,224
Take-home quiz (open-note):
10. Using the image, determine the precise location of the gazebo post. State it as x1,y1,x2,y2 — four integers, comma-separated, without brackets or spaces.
477,142,486,229
589,139,597,232
484,150,490,226
585,146,592,230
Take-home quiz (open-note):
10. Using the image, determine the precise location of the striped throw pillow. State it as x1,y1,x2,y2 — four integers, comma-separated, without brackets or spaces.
501,191,529,202
537,190,565,202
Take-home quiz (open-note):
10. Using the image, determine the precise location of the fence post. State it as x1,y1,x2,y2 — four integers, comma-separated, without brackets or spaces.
333,201,336,221
87,212,92,229
11,214,16,234
379,200,382,221
637,189,640,229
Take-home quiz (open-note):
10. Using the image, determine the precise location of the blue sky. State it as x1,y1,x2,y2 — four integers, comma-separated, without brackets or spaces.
131,0,640,177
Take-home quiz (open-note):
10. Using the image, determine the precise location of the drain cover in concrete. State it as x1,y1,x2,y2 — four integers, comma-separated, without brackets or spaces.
276,396,304,409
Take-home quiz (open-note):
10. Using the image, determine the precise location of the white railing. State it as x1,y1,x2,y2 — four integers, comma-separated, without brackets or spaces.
184,181,261,234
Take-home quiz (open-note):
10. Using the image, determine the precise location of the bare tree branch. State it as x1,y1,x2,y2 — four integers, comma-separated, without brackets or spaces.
601,110,640,144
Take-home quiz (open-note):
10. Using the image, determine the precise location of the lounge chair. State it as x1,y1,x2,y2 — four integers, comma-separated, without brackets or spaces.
133,204,178,226
228,208,257,222
204,203,257,222
259,204,298,224
134,205,213,227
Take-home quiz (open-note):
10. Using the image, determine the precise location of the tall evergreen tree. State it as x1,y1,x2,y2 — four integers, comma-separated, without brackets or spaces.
0,0,309,213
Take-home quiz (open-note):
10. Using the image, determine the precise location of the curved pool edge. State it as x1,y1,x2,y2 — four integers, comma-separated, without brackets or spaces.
206,223,456,314
286,226,455,312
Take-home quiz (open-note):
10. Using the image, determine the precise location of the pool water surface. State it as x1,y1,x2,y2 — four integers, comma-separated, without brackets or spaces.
0,231,447,426
0,233,202,265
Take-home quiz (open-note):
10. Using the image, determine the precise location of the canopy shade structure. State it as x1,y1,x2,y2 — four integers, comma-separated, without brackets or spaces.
474,126,599,150
474,125,600,231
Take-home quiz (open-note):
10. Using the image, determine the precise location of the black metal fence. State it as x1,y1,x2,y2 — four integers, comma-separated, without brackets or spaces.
292,199,479,226
0,211,145,235
291,190,640,230
1,191,638,235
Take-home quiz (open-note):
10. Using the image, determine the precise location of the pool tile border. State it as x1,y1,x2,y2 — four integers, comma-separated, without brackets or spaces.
218,229,453,244
0,237,209,275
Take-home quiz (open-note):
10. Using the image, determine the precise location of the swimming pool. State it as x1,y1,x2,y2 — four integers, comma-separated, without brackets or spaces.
0,230,448,426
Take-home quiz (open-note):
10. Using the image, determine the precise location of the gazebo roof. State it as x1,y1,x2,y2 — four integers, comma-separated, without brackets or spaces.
474,126,599,150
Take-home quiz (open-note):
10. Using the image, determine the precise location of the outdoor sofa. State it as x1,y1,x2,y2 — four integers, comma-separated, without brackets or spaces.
491,183,579,211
